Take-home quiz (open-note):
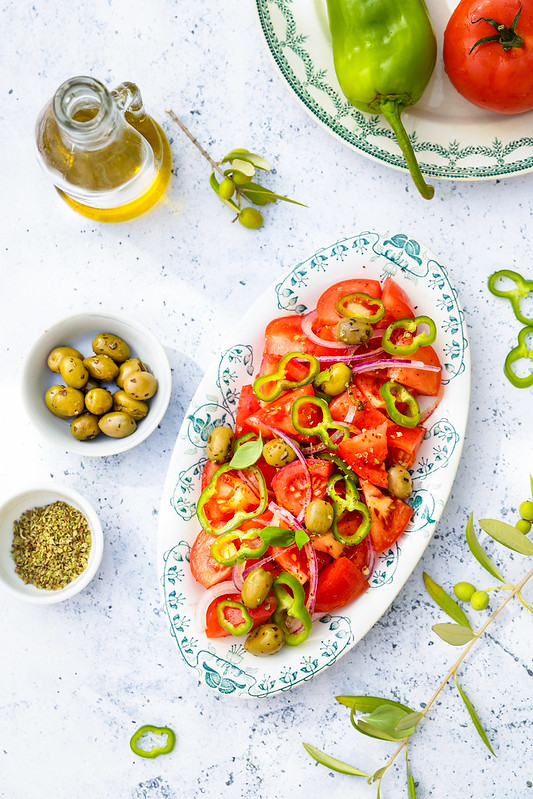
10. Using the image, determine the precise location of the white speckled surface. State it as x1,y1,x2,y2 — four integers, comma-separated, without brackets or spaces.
1,2,532,798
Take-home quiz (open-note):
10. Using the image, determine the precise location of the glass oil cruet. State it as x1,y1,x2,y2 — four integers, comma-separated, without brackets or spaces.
35,76,172,222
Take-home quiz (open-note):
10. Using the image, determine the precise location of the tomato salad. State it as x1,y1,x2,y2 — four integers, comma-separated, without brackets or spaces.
190,277,443,657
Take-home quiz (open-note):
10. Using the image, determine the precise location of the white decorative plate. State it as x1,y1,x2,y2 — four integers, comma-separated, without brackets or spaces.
158,231,470,697
255,0,533,181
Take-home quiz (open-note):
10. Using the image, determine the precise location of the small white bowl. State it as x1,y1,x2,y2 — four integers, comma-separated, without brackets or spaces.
0,485,104,604
22,311,172,456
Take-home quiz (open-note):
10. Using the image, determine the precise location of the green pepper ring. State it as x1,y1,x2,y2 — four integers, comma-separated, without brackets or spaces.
253,351,320,402
382,315,437,356
336,291,386,323
216,599,253,636
272,572,312,647
503,326,533,388
379,380,421,429
196,463,268,536
130,725,176,759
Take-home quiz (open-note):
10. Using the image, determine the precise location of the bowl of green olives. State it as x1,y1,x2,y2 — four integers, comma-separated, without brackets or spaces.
22,312,172,456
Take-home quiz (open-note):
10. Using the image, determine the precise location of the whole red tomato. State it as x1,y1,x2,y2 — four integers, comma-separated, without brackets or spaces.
443,0,533,114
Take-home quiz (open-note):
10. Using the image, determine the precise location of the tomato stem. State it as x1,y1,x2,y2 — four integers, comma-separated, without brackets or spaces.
469,2,524,53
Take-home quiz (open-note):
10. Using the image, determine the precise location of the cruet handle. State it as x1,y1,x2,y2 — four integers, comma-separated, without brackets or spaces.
111,81,147,123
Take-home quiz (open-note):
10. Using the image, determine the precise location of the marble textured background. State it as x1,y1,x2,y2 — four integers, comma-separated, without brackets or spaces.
1,1,532,798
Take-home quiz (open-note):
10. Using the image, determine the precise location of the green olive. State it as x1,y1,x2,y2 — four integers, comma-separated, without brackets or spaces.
92,332,130,363
206,426,234,464
123,371,158,400
262,438,297,468
244,622,284,657
70,413,101,441
59,355,89,389
233,171,253,187
335,318,373,346
519,500,533,522
453,582,476,602
238,207,263,229
47,346,83,373
83,354,119,382
317,362,352,397
241,568,273,609
516,518,532,535
98,411,137,438
113,389,148,421
470,590,489,611
85,387,113,415
83,377,102,393
116,358,146,389
304,498,334,534
218,178,235,200
45,385,85,418
387,465,413,499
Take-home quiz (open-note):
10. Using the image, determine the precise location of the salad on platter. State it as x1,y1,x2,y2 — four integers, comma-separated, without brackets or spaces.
189,276,443,656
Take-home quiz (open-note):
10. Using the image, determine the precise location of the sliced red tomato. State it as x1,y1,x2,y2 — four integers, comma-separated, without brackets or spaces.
263,314,339,357
201,467,262,524
234,384,261,438
329,389,391,430
205,592,277,638
271,458,334,517
343,536,371,573
246,384,318,442
359,480,413,552
387,345,442,396
386,424,426,469
316,279,383,326
201,460,218,491
354,373,389,411
190,529,232,589
312,532,344,560
338,424,388,466
271,545,309,584
314,557,369,612
380,277,416,328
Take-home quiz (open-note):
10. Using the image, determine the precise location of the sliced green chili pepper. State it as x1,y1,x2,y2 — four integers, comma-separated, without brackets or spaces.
210,528,268,566
382,315,437,356
272,572,312,646
216,599,253,636
336,292,386,324
253,351,320,402
196,463,268,536
379,380,421,429
291,395,349,450
504,326,533,388
488,269,533,326
318,451,358,480
327,474,372,546
325,0,436,199
130,725,176,759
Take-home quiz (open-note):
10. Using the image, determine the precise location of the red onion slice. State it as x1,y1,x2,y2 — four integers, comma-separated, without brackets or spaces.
301,310,356,351
304,540,318,614
351,358,441,376
195,579,237,631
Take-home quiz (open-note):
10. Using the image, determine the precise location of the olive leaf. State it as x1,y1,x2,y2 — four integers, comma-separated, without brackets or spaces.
423,572,472,628
241,183,307,207
368,766,387,784
302,743,370,777
354,718,401,742
395,711,424,732
479,518,533,555
465,513,506,581
407,773,417,799
221,149,271,171
228,435,263,468
209,172,240,213
454,675,496,756
336,695,412,714
432,623,476,646
225,157,256,177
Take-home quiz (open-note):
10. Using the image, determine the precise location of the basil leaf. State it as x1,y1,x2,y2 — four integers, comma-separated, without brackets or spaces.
294,528,310,549
454,675,496,756
423,572,472,628
302,743,370,777
228,435,263,469
465,513,506,581
258,527,295,547
479,518,533,555
432,623,476,646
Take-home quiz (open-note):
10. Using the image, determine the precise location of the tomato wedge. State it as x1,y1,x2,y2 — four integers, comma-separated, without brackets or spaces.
380,277,415,328
271,458,334,517
387,345,442,396
314,557,369,612
190,529,232,589
246,385,318,442
316,279,383,326
234,384,261,437
359,480,413,552
205,592,277,638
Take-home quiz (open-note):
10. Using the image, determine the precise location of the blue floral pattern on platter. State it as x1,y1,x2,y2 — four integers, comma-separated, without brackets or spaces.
158,231,471,698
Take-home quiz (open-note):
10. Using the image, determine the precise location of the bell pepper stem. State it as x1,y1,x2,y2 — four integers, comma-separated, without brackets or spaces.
378,100,434,200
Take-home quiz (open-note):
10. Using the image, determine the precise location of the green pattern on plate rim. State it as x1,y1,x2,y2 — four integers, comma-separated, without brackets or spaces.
254,0,533,181
159,231,470,698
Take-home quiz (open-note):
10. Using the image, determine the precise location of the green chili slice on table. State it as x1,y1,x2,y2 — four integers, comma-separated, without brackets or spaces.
210,529,268,566
488,269,533,326
196,463,268,536
272,572,312,646
327,474,372,546
382,316,437,356
291,395,349,450
379,380,421,429
253,351,320,402
336,292,386,323
216,599,253,636
504,326,533,388
130,725,176,759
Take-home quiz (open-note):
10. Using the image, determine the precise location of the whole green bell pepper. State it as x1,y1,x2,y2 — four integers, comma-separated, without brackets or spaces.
326,0,437,199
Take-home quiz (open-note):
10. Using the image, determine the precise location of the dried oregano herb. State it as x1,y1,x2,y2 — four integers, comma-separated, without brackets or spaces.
11,501,91,590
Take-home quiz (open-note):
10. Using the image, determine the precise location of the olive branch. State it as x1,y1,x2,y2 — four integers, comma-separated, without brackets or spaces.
304,476,533,797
